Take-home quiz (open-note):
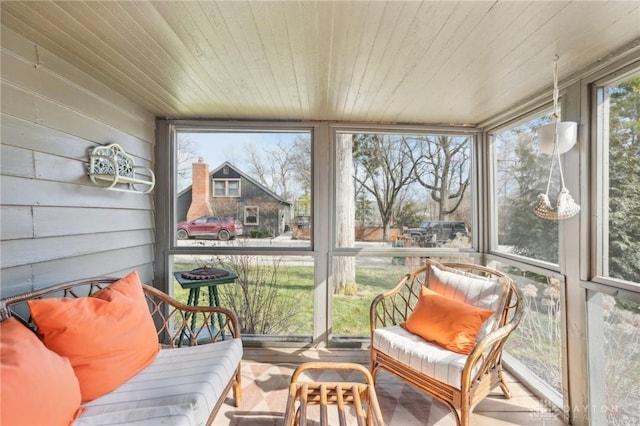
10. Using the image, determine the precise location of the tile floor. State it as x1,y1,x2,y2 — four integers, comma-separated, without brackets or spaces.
215,361,567,425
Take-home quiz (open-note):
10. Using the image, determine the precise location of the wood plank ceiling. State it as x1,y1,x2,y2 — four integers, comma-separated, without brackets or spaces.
1,1,639,125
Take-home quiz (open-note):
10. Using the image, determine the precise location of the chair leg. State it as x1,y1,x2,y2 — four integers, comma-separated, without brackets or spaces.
233,368,242,407
369,352,378,384
456,394,470,426
460,409,470,426
499,370,512,399
442,403,462,426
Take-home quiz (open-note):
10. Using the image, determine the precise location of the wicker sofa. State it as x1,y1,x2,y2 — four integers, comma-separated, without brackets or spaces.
370,260,523,426
0,273,242,426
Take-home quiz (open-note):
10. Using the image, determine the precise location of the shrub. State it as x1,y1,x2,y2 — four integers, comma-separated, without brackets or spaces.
213,254,299,335
250,229,272,238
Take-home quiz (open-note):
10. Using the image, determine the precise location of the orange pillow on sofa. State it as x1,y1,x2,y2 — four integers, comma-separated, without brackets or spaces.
27,271,160,402
1,317,83,425
402,287,494,355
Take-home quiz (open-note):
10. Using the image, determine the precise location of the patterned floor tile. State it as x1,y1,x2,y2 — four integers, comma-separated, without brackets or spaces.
215,362,563,426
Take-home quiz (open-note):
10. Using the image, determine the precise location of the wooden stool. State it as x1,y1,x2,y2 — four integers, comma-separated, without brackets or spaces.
283,362,384,426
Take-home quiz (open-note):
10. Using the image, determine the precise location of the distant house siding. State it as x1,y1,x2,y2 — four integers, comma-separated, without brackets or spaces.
0,28,156,298
177,163,291,237
176,190,192,222
213,167,289,236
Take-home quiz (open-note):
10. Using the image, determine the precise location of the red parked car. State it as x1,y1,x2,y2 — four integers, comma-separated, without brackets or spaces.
176,216,243,241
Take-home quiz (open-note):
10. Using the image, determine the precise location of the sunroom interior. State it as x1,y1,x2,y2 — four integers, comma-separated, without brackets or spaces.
1,1,639,425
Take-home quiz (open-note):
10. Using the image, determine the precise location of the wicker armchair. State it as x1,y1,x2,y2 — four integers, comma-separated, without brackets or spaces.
369,260,523,426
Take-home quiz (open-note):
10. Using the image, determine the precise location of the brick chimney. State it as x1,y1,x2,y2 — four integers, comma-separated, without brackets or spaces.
186,158,213,221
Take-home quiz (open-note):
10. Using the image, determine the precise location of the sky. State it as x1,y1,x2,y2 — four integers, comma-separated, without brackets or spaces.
176,130,307,191
183,131,303,168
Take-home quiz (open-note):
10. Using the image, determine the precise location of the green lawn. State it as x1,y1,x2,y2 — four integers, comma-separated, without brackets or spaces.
173,262,406,337
332,267,407,335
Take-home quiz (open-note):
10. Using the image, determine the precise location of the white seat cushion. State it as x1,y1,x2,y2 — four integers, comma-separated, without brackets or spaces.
75,338,242,426
373,325,478,389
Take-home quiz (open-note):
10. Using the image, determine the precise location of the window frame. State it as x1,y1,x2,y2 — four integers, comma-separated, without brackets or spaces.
486,106,564,272
584,64,640,425
244,206,259,225
327,124,480,346
591,64,640,291
213,178,241,197
483,103,572,417
166,121,316,253
155,120,319,342
330,124,480,255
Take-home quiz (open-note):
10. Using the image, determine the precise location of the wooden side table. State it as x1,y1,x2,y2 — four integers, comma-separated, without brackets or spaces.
283,362,384,426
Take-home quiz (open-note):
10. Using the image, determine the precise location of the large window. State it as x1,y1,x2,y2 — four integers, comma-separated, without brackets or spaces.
587,290,640,426
588,70,640,426
335,131,473,250
172,254,314,338
491,112,560,265
490,112,569,411
493,260,564,405
599,72,640,283
175,129,311,249
331,129,474,339
170,126,313,340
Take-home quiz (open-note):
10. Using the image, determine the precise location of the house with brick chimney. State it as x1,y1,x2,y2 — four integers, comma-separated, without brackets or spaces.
177,161,292,238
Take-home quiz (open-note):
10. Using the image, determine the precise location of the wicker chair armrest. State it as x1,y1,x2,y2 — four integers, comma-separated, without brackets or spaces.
369,273,417,333
469,322,514,360
462,299,524,387
142,284,241,347
379,275,411,298
462,323,513,385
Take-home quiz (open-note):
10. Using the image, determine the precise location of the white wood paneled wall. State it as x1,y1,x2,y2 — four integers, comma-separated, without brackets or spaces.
0,27,156,297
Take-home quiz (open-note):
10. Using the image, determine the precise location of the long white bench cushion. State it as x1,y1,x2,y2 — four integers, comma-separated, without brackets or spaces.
373,325,478,389
74,338,243,426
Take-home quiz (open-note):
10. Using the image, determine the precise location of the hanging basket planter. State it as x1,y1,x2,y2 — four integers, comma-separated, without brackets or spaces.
534,188,581,220
533,55,580,221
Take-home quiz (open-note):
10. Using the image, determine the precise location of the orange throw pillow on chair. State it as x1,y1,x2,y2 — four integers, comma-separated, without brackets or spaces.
1,317,83,425
27,271,160,402
402,286,494,354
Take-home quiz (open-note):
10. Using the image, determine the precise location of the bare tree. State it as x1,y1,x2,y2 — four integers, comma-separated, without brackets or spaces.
335,134,356,295
176,134,199,192
352,134,419,241
412,135,470,220
290,135,312,194
244,136,311,201
391,185,417,231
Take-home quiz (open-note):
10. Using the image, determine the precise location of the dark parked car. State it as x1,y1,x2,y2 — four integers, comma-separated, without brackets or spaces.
404,221,469,247
177,216,243,241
